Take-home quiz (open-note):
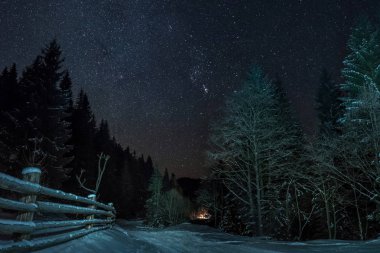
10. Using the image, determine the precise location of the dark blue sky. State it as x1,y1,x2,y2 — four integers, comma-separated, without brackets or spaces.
0,0,377,177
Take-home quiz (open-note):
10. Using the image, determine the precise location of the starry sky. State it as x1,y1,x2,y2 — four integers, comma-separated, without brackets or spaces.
0,0,378,178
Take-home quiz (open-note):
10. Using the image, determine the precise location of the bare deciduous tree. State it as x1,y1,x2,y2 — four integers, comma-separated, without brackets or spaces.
209,67,301,236
76,152,110,199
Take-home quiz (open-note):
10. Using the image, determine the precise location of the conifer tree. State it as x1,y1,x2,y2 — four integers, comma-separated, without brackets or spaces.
169,173,176,189
340,17,380,125
316,69,341,134
16,40,72,187
0,65,21,174
64,90,97,194
59,71,74,127
162,168,170,192
145,169,164,227
337,18,380,227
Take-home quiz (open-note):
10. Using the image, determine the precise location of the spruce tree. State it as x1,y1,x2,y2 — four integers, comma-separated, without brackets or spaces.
162,168,170,192
316,69,340,134
169,173,176,189
59,71,74,127
64,90,97,194
145,156,154,181
17,40,73,188
0,66,21,174
337,17,380,224
0,64,18,110
340,17,380,124
145,169,164,227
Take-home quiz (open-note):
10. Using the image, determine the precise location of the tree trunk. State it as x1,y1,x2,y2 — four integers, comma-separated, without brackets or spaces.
254,166,263,236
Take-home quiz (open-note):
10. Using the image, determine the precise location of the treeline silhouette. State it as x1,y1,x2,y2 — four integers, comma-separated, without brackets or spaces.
0,40,153,218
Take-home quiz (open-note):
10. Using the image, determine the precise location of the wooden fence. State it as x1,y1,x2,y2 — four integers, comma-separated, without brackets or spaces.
0,167,116,252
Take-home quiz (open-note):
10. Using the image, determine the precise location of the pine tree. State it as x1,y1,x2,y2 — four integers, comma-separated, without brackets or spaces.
0,64,22,174
59,71,74,127
0,64,18,110
340,17,380,124
145,156,154,181
309,68,345,239
64,90,97,194
316,69,341,134
337,18,380,232
94,120,120,204
169,173,176,189
96,120,111,150
162,168,170,192
0,40,72,187
339,17,380,177
22,40,72,187
267,75,308,239
136,154,149,212
145,169,164,227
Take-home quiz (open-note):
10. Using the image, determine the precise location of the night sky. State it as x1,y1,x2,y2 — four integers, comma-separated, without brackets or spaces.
0,0,378,178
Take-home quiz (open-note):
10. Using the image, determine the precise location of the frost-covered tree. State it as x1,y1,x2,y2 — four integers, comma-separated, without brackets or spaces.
160,189,191,226
340,17,380,124
145,169,191,227
304,137,348,239
297,18,380,241
339,18,380,209
145,169,164,226
305,18,380,240
209,67,301,236
306,69,345,239
196,175,224,226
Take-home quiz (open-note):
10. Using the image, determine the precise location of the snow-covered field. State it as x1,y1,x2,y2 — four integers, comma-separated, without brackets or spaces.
34,220,380,253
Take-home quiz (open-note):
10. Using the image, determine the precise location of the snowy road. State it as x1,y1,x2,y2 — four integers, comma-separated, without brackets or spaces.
34,220,380,253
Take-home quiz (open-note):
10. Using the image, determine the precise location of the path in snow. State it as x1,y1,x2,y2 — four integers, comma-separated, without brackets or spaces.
34,220,380,253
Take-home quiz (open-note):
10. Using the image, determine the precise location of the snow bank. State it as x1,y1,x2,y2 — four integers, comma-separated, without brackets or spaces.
30,220,380,253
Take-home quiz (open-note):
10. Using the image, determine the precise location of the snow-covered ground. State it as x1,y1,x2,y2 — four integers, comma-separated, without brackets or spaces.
34,220,380,253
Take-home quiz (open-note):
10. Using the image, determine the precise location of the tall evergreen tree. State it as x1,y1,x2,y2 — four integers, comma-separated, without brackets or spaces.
169,173,176,189
162,168,170,192
145,168,164,227
2,41,69,187
40,41,70,186
0,40,157,221
0,64,18,110
0,65,21,174
339,17,380,124
316,69,341,134
94,119,116,202
59,71,74,126
337,17,380,225
64,90,97,194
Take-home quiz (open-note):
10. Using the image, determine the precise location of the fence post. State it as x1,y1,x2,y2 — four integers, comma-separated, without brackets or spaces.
15,167,41,240
86,194,96,229
107,202,114,224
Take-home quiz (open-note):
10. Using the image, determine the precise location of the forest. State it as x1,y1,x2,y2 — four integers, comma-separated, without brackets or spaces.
194,17,380,241
0,40,155,219
1,15,380,244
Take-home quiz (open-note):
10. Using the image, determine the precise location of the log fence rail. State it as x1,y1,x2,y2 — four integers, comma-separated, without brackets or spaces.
0,167,116,252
